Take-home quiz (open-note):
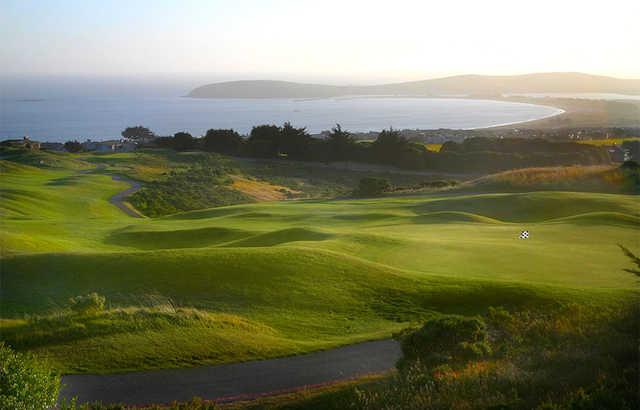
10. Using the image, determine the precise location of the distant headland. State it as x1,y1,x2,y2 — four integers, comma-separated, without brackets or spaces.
187,72,640,99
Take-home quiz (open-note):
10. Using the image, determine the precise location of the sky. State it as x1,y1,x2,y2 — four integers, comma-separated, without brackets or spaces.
2,0,639,84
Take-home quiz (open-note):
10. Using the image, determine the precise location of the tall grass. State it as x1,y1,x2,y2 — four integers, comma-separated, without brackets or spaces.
467,165,638,193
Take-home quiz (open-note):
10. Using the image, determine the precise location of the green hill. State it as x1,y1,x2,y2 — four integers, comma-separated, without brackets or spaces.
1,151,638,374
188,73,640,98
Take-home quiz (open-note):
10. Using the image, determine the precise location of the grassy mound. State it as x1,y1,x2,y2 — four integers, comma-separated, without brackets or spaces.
1,150,638,375
465,165,639,194
4,245,629,373
410,191,639,222
545,211,640,227
226,228,335,247
106,225,255,249
1,148,91,170
1,307,293,374
412,211,503,224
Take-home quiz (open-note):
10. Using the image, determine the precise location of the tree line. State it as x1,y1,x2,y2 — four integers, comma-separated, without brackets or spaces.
119,124,612,173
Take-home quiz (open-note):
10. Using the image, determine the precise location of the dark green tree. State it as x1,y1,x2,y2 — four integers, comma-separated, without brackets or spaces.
172,132,196,151
202,129,243,154
370,128,414,166
63,140,82,153
327,124,356,161
248,124,282,158
280,122,311,159
121,126,154,142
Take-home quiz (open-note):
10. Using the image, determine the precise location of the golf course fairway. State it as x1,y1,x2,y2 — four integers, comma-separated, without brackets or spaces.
1,153,638,374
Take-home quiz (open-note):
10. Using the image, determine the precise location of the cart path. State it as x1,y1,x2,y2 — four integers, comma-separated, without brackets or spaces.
109,174,143,218
59,339,401,406
78,163,143,218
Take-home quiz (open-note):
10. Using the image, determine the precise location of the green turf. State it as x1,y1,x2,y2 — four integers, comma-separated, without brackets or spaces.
1,150,638,374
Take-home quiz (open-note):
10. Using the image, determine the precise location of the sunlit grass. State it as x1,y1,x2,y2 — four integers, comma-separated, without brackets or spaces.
1,149,638,374
576,137,639,146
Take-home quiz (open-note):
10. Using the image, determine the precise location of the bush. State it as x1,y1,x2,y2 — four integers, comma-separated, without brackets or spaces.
64,140,82,153
0,343,60,410
203,129,243,155
172,132,197,151
69,292,106,315
129,164,252,217
399,315,491,368
356,177,391,197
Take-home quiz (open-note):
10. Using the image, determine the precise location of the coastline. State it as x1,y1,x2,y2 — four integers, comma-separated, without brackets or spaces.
491,96,640,129
3,95,638,143
465,101,565,130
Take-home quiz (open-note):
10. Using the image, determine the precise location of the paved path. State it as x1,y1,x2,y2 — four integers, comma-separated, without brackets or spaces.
60,339,401,406
109,174,143,218
79,164,143,218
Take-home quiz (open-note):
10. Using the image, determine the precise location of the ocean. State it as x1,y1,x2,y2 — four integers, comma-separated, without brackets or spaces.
0,76,563,142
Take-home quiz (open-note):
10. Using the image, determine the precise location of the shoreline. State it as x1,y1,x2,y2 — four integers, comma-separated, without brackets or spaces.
466,102,565,130
6,95,639,143
9,97,569,143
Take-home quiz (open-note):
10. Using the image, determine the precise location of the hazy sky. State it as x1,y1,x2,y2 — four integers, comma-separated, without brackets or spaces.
2,0,639,83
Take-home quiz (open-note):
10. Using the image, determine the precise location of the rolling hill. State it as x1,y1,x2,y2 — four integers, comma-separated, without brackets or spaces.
1,150,638,375
187,72,640,98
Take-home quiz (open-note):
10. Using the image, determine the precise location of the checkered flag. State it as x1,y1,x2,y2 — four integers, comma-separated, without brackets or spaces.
519,230,529,239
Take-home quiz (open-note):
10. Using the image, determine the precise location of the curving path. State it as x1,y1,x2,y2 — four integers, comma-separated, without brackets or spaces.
109,174,143,218
59,339,401,406
79,163,143,217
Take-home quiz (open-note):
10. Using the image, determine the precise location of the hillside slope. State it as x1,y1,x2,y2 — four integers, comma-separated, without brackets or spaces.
188,73,640,98
1,151,638,374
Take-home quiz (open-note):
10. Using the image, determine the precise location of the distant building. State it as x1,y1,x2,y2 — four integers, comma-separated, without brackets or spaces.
0,136,40,150
141,135,156,145
81,139,112,152
113,141,137,152
80,139,138,152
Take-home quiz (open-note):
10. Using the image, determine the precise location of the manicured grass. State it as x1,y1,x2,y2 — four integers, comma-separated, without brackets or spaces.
1,150,638,374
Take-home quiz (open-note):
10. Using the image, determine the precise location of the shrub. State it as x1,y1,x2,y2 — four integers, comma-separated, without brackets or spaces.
69,292,106,315
619,161,640,192
172,132,196,151
0,343,60,410
129,164,252,217
202,129,243,155
399,315,491,368
356,177,391,197
64,140,82,153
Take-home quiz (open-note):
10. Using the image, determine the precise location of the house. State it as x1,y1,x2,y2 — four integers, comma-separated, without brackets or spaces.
81,139,138,152
81,139,118,152
0,136,40,150
112,141,137,152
